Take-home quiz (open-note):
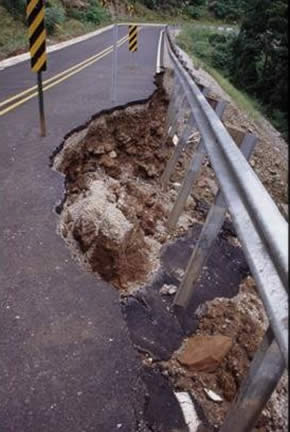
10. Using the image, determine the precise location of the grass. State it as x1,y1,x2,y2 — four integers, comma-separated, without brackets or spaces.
0,1,112,60
0,6,27,59
177,25,264,123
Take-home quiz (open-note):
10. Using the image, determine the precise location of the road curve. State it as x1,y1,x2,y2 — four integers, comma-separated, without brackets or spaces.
0,24,163,432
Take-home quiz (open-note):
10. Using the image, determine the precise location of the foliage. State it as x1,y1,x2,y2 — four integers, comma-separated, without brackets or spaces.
66,1,110,25
0,5,27,58
178,19,288,139
231,0,288,138
208,0,251,22
138,0,206,13
45,6,66,35
85,1,110,24
209,32,236,71
184,5,205,20
1,0,26,18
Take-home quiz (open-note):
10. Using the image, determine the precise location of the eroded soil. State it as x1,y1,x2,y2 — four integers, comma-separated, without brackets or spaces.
52,72,288,432
53,76,201,291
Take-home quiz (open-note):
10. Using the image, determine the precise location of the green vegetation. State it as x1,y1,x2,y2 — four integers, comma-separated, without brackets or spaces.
0,0,111,59
136,0,208,20
178,27,263,120
208,0,250,22
0,5,27,59
232,0,288,137
178,0,288,140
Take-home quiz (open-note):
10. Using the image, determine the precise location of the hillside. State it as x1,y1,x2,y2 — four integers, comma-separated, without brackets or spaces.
0,0,248,61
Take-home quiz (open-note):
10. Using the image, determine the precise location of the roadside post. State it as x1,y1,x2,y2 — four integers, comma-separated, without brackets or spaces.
26,0,47,137
129,25,138,68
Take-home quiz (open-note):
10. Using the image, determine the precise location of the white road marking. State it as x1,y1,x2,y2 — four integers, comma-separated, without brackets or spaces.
0,25,114,70
0,23,166,71
175,392,201,432
156,29,164,74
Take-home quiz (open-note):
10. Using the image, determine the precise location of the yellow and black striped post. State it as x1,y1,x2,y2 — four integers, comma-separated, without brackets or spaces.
26,0,47,136
128,25,138,52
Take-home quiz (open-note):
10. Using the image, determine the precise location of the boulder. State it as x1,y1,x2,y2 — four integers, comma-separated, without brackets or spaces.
177,335,232,372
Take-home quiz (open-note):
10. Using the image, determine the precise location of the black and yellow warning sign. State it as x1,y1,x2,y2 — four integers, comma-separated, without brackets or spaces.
129,25,138,52
26,0,47,73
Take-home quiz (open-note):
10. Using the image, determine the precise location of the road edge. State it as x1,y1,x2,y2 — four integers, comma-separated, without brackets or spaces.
0,22,167,71
0,24,114,70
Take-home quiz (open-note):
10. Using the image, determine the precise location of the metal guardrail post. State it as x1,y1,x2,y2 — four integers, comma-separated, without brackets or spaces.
161,114,195,191
168,93,188,138
220,327,285,432
174,133,258,309
167,100,227,231
169,86,210,140
165,76,181,132
167,139,207,230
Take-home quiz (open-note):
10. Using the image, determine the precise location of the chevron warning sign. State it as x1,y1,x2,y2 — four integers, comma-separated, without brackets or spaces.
129,25,138,52
26,0,47,73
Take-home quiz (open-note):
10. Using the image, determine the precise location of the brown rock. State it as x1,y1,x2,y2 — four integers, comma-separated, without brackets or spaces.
125,144,137,155
92,145,105,155
98,155,121,177
99,155,115,168
178,335,233,372
104,142,115,152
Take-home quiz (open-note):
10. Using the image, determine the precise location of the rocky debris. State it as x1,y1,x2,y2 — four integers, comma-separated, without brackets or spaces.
204,389,223,403
177,335,233,373
61,179,150,289
55,77,200,291
160,284,178,296
161,277,288,431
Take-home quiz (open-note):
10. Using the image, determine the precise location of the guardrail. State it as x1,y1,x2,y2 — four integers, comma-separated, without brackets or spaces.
163,27,288,432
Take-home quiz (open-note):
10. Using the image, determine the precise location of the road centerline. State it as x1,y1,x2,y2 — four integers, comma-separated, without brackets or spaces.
0,34,129,116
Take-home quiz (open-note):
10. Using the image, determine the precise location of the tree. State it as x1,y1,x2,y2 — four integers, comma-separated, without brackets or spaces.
231,0,288,136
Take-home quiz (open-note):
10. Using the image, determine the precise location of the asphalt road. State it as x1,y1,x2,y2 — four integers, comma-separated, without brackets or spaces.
0,24,163,432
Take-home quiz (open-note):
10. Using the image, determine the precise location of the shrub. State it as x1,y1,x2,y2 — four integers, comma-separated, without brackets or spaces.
2,0,26,18
45,6,65,35
184,5,204,19
140,0,158,9
66,1,110,25
208,31,236,74
85,5,110,24
271,110,289,140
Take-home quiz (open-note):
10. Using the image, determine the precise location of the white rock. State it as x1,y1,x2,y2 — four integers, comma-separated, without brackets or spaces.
204,389,223,403
160,284,177,296
173,134,179,146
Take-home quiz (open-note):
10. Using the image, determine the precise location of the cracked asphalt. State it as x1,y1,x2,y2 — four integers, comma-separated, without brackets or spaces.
0,25,165,432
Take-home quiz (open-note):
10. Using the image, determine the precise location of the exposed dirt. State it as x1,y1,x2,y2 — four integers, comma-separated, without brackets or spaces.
53,75,203,291
159,277,288,432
